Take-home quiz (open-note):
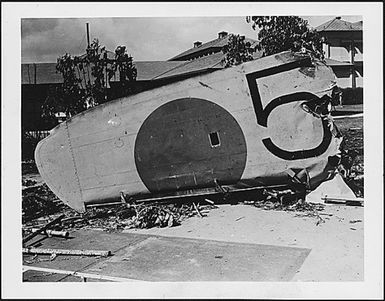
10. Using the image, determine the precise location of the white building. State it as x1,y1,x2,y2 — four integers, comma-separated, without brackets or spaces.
316,17,363,89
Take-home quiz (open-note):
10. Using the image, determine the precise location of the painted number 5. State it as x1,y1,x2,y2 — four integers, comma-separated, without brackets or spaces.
246,70,332,160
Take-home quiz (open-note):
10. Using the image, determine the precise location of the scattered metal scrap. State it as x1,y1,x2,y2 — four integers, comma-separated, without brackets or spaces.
242,187,327,225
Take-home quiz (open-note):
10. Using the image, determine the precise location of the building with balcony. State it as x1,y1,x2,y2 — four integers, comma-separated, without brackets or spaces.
316,17,363,89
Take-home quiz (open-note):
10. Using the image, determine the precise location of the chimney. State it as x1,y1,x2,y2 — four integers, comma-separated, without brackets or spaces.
336,16,341,20
218,31,228,39
193,41,202,48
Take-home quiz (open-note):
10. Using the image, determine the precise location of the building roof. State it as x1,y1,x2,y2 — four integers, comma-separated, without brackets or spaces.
154,52,225,80
156,48,263,80
315,17,363,32
324,58,353,66
22,60,188,85
135,61,186,80
352,21,363,27
169,33,259,61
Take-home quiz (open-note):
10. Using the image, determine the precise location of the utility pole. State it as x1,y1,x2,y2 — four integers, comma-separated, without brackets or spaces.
86,23,90,48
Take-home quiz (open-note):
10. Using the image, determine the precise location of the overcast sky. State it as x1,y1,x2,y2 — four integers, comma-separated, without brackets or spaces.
21,15,362,63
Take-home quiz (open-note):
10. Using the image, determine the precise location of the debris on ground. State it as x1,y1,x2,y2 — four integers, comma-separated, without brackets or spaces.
22,197,219,238
22,178,38,187
22,160,219,233
23,253,58,264
322,195,363,206
334,117,364,197
243,188,324,211
22,176,331,235
22,183,76,223
30,229,69,238
349,219,362,224
22,160,39,175
81,202,218,231
242,188,327,225
23,247,111,257
23,214,65,245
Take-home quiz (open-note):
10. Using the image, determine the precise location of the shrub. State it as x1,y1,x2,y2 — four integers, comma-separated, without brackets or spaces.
22,132,40,161
340,87,363,105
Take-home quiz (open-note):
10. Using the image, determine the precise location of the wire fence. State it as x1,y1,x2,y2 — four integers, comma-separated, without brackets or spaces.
25,130,51,140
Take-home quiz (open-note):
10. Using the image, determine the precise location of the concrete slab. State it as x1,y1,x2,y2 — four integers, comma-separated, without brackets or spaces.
124,204,364,281
85,235,310,281
23,230,149,282
23,270,81,282
23,229,310,282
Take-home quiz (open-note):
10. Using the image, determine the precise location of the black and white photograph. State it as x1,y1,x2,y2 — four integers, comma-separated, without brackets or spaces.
2,2,383,299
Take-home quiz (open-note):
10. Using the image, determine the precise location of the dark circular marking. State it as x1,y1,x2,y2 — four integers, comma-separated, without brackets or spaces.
134,98,247,193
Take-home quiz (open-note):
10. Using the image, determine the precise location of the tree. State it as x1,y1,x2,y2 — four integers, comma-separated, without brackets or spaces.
109,45,137,99
222,16,325,68
246,16,325,60
222,34,255,67
52,53,87,117
42,39,137,120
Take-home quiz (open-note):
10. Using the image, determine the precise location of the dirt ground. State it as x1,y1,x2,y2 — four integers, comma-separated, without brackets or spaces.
123,203,364,281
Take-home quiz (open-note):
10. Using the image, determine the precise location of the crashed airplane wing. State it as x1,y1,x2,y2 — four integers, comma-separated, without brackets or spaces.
35,51,342,212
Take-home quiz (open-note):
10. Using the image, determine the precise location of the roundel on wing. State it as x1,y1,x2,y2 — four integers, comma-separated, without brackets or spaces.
134,98,247,193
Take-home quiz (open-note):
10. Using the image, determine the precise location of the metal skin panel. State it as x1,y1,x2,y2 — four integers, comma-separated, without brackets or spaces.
35,51,341,212
34,122,84,211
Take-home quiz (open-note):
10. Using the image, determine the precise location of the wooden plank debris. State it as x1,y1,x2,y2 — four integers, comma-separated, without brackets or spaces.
61,216,83,223
31,229,69,238
204,198,215,205
322,195,364,206
22,214,65,245
22,247,111,257
193,202,203,218
85,201,125,208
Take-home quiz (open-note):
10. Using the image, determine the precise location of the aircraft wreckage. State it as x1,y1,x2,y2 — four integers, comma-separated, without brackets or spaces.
35,51,343,212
